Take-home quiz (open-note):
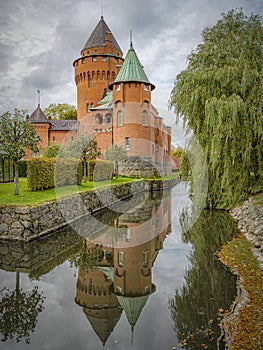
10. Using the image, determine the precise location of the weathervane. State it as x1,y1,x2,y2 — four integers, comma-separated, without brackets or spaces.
130,30,133,47
101,0,104,17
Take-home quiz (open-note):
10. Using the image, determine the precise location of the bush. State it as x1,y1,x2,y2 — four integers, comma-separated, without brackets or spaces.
27,157,55,191
18,160,27,177
88,160,113,182
55,158,82,187
27,158,82,191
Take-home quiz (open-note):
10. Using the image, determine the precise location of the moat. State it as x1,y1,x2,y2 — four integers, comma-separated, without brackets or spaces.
0,183,237,350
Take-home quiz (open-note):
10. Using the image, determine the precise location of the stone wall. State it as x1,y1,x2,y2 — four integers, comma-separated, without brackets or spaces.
118,159,172,177
230,198,263,268
0,178,179,242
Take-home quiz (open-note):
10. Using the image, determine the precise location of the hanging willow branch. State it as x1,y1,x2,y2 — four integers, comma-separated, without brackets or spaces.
170,9,263,209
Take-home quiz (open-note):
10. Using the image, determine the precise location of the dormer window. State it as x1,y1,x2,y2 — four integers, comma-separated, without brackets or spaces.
144,84,149,91
116,83,121,91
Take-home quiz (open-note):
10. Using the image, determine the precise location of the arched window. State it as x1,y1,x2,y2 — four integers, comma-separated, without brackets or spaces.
95,113,103,125
105,113,112,124
117,110,123,126
142,110,147,126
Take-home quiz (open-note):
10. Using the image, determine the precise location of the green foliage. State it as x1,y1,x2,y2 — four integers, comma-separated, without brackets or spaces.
27,157,82,190
43,143,60,158
0,158,14,182
169,209,237,349
171,147,183,158
43,103,77,120
27,157,55,191
0,109,40,195
105,144,128,162
18,160,27,177
88,160,114,182
54,158,82,187
180,151,191,180
169,9,263,209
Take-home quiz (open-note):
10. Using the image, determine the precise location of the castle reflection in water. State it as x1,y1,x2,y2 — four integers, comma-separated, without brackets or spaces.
74,190,171,346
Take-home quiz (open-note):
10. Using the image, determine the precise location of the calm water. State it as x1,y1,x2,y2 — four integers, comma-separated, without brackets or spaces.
0,183,237,350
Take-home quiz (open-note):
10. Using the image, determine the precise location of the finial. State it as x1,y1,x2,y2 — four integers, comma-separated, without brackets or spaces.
131,325,134,346
101,0,104,18
37,90,40,107
130,30,133,48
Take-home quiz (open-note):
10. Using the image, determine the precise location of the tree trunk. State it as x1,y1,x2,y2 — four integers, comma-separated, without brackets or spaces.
14,161,19,195
83,158,87,182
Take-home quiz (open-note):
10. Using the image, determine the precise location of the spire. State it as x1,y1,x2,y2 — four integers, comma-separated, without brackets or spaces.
109,42,155,90
37,89,40,107
82,17,122,54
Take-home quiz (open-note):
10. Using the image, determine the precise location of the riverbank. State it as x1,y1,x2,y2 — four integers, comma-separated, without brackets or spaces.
217,197,263,349
0,177,179,241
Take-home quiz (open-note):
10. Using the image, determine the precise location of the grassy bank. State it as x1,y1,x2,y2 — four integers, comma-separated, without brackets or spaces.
217,234,263,349
0,177,137,206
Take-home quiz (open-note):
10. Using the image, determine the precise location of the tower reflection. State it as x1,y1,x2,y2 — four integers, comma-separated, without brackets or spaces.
75,190,171,346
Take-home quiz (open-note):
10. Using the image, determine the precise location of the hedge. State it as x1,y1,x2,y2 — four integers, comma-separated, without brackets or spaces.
18,160,27,177
0,158,14,183
88,160,113,182
27,157,55,191
27,157,82,191
55,158,82,187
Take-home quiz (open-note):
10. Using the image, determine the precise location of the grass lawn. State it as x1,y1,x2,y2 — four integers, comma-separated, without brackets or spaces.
0,177,137,206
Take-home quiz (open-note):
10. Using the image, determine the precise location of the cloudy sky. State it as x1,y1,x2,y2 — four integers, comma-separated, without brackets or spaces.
0,0,262,128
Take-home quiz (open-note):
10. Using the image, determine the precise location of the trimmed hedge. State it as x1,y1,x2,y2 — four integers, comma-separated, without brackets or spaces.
27,157,82,191
88,160,113,182
18,160,27,177
55,158,82,187
27,157,55,191
0,158,14,183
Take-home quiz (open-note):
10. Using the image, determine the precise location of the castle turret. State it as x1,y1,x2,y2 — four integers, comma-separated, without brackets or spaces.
73,16,124,121
109,42,156,158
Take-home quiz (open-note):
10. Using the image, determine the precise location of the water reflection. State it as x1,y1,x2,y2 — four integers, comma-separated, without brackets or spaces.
74,190,171,346
169,209,237,349
0,184,237,349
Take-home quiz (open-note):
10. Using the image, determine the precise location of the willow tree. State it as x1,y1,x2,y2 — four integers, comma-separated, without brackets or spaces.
170,9,263,209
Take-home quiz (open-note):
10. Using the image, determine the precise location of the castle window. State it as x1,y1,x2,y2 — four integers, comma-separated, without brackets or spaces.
125,137,130,150
116,83,121,91
142,110,147,126
105,114,112,124
95,113,103,125
102,56,107,62
117,110,123,126
92,56,97,62
118,251,124,267
52,136,56,142
143,251,149,267
144,84,149,91
86,103,89,112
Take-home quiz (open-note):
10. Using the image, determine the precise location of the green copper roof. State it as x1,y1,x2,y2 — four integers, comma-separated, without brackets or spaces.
109,43,155,90
116,294,149,327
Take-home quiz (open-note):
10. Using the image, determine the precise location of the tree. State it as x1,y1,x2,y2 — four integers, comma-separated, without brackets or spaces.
169,9,263,209
44,103,77,120
60,133,101,181
0,272,45,344
0,109,40,195
105,144,128,177
43,143,60,158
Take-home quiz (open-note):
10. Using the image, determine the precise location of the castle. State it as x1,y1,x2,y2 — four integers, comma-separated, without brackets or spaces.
28,16,172,176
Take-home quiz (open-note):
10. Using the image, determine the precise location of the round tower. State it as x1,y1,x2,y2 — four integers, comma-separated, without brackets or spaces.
73,16,124,121
109,42,156,158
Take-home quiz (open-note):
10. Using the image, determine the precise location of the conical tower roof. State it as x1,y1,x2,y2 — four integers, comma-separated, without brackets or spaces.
28,106,50,124
109,43,155,90
82,16,122,54
116,295,149,327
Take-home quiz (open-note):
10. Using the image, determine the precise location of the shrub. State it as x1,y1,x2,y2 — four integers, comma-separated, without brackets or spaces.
27,157,55,191
27,157,83,190
88,160,113,182
18,160,27,177
55,158,82,187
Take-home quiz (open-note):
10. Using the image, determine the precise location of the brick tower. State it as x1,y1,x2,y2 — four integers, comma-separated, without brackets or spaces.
73,16,124,122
